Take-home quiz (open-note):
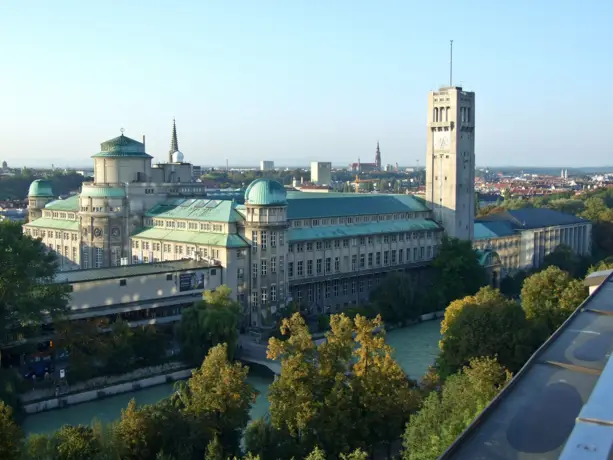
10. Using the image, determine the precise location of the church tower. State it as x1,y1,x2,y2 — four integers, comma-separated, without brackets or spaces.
169,118,179,163
425,86,475,240
375,141,381,170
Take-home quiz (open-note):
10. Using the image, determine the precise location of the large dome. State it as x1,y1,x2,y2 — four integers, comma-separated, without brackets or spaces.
172,150,184,163
244,178,287,206
28,179,54,198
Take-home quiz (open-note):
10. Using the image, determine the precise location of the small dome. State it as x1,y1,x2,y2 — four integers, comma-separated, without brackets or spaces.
28,179,54,198
245,178,287,206
172,150,184,163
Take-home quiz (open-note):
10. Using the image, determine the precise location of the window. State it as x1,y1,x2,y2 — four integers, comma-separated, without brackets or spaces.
261,260,267,276
307,242,313,251
297,243,304,252
279,256,285,272
261,287,267,304
376,252,381,265
271,257,276,274
427,246,432,258
279,282,285,298
383,235,389,244
308,286,314,303
288,262,294,277
132,255,139,264
95,248,103,268
398,249,404,263
359,254,365,268
252,263,258,280
343,239,349,248
271,285,277,302
251,292,258,308
359,237,365,246
359,280,364,293
166,274,173,281
368,253,373,267
414,248,418,260
333,280,339,297
334,257,340,272
307,259,313,276
325,281,331,299
82,248,89,269
72,247,77,263
288,244,294,253
297,261,303,276
343,281,348,295
237,268,244,281
352,280,357,294
368,236,373,245
420,247,425,259
325,258,331,273
279,233,285,246
334,240,340,249
316,241,323,250
351,255,357,271
325,241,331,249
261,231,267,250
384,251,389,265
317,258,322,274
119,279,127,286
271,232,277,248
251,231,258,247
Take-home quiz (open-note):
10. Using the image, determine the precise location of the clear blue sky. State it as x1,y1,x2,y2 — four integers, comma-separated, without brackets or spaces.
1,0,612,168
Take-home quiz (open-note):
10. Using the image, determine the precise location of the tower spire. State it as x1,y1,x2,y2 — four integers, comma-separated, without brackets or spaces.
375,141,381,170
169,118,179,163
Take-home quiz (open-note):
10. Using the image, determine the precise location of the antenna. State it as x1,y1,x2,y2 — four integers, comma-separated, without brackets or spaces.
449,40,453,87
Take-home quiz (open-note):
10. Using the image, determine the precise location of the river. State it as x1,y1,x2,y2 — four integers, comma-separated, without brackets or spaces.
22,320,441,436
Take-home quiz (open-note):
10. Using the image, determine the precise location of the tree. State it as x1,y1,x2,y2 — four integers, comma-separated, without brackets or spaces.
440,286,508,336
0,401,21,460
182,343,255,457
543,244,591,278
0,221,69,347
402,357,511,460
132,325,166,366
499,270,529,299
588,257,613,274
179,286,241,365
205,435,223,460
432,237,487,306
438,298,533,376
352,315,421,456
521,266,587,338
52,425,101,460
369,272,421,324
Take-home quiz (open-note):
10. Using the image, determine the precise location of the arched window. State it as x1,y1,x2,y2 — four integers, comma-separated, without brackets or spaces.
433,107,439,122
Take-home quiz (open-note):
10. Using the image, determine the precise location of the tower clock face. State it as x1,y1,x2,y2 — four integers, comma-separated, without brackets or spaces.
433,131,451,151
111,227,120,237
93,227,103,238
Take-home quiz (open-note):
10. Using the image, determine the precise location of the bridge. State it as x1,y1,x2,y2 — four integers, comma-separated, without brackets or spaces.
236,336,281,376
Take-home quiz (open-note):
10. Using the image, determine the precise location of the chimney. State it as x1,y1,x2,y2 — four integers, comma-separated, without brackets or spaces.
142,135,146,148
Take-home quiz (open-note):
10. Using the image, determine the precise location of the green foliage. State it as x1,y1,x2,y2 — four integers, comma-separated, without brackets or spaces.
0,171,88,200
204,435,223,460
369,272,422,324
402,357,511,460
542,244,591,279
588,257,613,274
0,221,69,346
521,266,587,339
0,401,22,460
432,237,487,307
52,425,102,460
438,296,533,376
499,270,529,299
244,418,301,460
179,286,241,365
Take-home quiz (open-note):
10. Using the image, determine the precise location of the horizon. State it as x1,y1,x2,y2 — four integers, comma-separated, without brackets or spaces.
1,1,612,168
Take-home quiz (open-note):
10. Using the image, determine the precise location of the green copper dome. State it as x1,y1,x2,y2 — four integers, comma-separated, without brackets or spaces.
245,179,287,206
92,134,152,159
28,179,54,197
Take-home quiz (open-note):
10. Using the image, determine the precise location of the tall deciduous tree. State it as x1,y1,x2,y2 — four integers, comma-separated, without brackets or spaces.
52,425,102,460
369,273,421,324
432,237,487,307
402,357,511,460
0,401,21,460
440,286,508,336
0,221,69,346
438,298,533,376
521,266,587,338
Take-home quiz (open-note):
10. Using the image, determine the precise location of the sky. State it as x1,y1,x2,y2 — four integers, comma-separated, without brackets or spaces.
1,0,612,168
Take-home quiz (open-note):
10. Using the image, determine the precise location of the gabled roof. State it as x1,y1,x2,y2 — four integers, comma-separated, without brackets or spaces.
45,195,80,212
473,220,516,240
288,219,441,242
145,198,244,223
285,192,430,219
478,208,588,230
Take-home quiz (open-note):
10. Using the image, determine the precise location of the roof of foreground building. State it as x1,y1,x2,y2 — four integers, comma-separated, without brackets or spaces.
92,134,152,159
28,179,54,197
440,272,613,460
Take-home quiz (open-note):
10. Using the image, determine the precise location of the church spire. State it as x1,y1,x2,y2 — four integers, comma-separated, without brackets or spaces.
169,118,179,163
375,141,381,170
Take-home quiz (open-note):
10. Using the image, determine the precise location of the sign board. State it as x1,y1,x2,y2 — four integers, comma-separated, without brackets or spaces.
179,271,206,292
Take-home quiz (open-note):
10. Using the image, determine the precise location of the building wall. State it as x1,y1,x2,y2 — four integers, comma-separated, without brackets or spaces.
311,162,332,185
426,87,475,240
473,235,521,275
260,161,274,171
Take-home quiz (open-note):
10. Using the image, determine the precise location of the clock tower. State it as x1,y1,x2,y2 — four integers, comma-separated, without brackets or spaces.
425,86,475,241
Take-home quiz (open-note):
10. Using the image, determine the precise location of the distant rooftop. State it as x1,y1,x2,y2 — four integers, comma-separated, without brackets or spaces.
478,208,588,230
440,272,613,459
54,259,220,284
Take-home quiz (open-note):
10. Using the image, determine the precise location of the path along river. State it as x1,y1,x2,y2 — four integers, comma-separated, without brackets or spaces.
22,320,441,436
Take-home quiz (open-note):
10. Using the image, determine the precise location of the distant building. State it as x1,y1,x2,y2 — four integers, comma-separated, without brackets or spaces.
350,142,382,173
192,165,202,180
260,161,275,171
1,161,7,170
310,161,332,185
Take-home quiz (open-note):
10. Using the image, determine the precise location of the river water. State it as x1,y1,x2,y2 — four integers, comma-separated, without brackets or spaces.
22,320,441,435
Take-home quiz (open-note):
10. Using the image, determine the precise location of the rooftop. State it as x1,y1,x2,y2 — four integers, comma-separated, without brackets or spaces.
245,178,287,206
24,218,79,231
479,208,588,230
473,220,517,240
145,198,244,223
45,195,80,212
285,192,429,220
131,227,249,248
91,134,152,159
28,179,54,198
288,219,440,242
440,272,613,460
54,259,219,284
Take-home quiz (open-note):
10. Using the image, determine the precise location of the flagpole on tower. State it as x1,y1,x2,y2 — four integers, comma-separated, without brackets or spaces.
449,40,453,87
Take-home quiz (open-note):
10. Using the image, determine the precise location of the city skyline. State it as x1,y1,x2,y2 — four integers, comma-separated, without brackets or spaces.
1,0,612,167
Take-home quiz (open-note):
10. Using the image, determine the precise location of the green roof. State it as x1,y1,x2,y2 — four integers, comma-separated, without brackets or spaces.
91,134,152,159
45,195,80,212
146,198,244,223
288,219,441,242
25,218,79,231
80,187,126,198
245,178,287,206
286,192,430,219
28,179,54,197
131,227,249,248
54,259,218,284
